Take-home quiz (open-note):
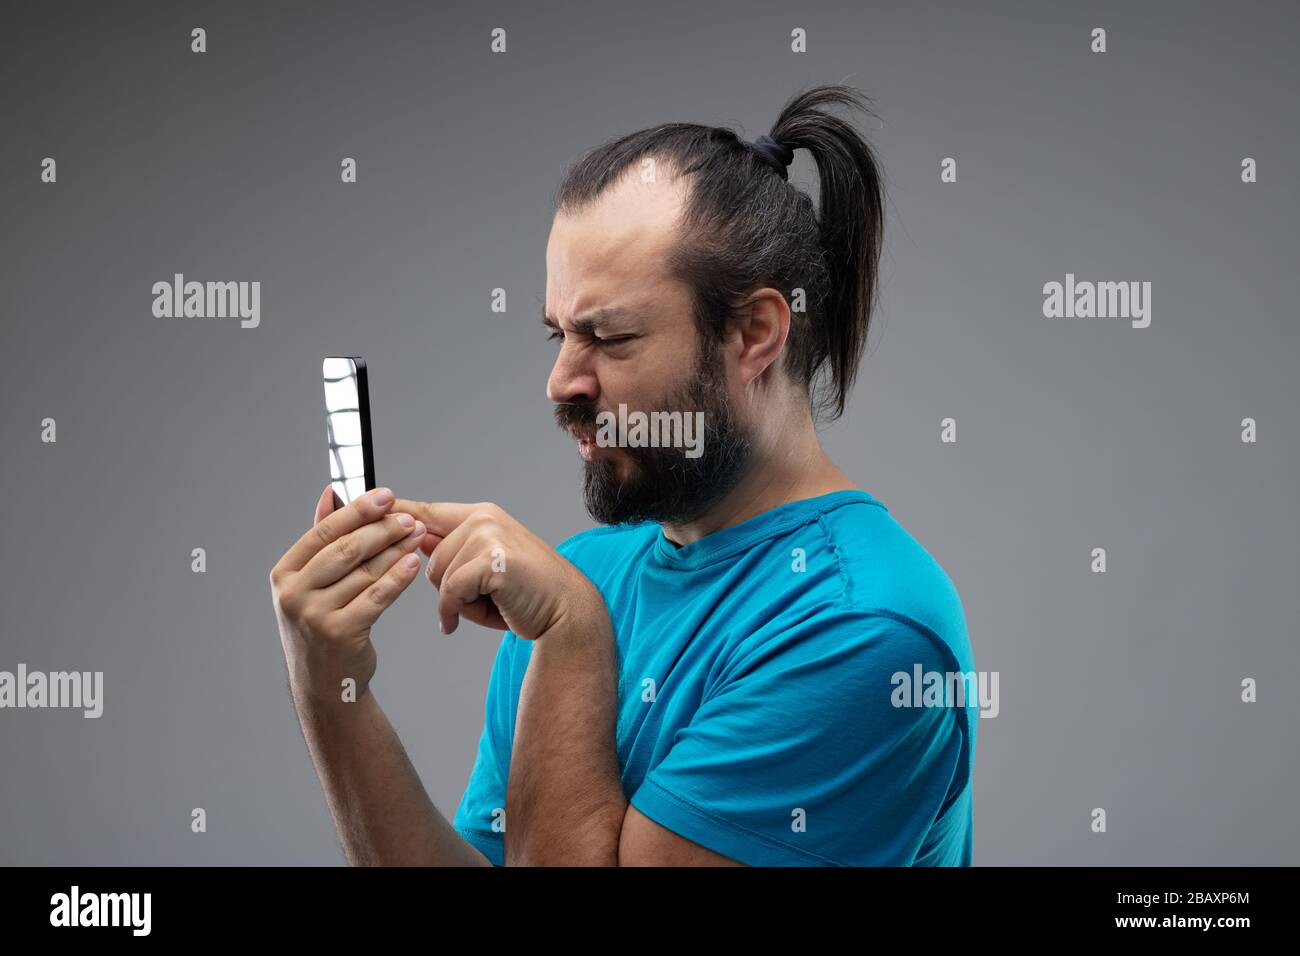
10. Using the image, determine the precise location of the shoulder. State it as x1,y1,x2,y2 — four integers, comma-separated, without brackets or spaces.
812,495,972,673
802,496,978,802
710,598,975,831
727,598,961,697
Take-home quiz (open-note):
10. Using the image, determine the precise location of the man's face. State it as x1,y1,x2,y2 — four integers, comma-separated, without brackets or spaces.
545,169,753,526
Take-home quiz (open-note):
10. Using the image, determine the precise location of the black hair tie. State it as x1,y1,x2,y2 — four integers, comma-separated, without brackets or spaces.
748,134,795,180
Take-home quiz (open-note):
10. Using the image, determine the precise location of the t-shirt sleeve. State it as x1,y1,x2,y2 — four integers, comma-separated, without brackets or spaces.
627,608,969,866
451,631,517,866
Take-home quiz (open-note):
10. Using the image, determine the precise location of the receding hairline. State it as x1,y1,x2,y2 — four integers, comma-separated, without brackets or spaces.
554,152,695,219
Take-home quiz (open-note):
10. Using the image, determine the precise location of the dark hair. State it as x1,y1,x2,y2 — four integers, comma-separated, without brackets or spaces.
554,85,886,421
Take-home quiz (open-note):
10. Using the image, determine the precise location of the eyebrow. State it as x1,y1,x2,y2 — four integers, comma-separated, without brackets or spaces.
540,306,642,335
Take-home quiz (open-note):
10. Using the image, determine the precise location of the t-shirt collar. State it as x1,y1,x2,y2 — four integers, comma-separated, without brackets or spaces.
650,489,882,571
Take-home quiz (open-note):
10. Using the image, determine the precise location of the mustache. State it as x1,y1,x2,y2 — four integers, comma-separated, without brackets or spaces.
553,401,600,432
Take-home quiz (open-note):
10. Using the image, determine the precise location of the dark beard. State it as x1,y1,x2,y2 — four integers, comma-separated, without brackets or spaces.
554,337,753,526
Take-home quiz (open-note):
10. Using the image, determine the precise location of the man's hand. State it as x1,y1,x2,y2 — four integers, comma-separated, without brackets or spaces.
392,498,605,641
267,484,491,867
269,485,427,705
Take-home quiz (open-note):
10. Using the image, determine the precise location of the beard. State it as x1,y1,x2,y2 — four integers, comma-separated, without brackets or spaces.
553,336,754,527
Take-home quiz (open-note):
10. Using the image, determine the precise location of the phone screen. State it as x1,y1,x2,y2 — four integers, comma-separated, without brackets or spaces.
322,356,376,507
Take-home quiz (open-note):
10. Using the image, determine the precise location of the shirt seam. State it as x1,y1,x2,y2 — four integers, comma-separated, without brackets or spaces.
457,825,502,840
655,495,886,571
813,511,854,606
637,777,847,866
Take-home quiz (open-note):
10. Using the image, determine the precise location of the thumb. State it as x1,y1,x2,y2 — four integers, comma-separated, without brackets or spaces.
313,483,339,525
418,532,443,557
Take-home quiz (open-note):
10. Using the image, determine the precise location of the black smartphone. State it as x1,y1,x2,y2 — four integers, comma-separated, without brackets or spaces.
322,356,376,508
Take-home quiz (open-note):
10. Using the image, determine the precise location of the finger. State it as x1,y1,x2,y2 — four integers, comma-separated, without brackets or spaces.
313,484,336,525
418,532,443,557
334,546,425,634
437,554,501,635
458,595,508,632
323,519,426,609
433,537,478,609
279,486,396,573
298,510,420,590
425,514,483,591
392,498,480,538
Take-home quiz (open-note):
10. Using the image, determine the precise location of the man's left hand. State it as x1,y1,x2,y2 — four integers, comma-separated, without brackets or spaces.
392,498,604,641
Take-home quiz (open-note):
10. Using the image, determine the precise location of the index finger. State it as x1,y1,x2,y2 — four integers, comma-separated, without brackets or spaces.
278,486,397,573
391,498,479,537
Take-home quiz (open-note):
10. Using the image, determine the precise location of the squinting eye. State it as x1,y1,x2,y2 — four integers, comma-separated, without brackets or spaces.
599,336,634,346
546,330,563,343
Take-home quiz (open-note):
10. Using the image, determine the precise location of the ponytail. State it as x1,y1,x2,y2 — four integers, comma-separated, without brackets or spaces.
769,86,884,419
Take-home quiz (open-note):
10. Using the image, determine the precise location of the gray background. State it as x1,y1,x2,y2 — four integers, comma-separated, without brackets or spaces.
1,0,1296,865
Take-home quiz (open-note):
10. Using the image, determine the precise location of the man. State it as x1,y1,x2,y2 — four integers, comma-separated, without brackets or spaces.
270,85,977,866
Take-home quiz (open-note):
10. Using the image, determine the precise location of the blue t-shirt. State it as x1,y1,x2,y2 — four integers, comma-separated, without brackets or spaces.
452,488,977,866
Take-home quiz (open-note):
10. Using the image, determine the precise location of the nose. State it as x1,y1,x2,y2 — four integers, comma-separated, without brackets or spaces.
546,340,599,407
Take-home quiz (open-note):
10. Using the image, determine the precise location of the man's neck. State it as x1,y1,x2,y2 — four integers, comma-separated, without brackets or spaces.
660,413,856,547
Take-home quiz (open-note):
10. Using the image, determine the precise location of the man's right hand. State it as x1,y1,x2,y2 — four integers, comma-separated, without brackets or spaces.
269,484,427,707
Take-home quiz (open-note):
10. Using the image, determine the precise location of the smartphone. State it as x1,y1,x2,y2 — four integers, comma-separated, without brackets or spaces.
322,356,376,508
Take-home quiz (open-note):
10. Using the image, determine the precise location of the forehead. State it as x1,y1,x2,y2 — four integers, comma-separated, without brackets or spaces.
546,165,690,321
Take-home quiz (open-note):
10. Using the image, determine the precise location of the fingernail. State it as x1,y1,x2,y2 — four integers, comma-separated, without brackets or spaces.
410,521,426,538
403,553,420,569
372,488,393,506
395,512,414,528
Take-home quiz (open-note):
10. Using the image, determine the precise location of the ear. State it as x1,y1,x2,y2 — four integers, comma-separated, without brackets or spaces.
730,288,790,388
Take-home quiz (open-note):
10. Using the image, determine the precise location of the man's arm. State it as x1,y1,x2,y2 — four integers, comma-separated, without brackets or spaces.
505,603,744,866
504,603,625,865
293,684,492,867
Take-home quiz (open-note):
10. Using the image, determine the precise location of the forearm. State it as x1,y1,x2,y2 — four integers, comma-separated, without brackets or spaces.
504,603,626,865
292,685,490,866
